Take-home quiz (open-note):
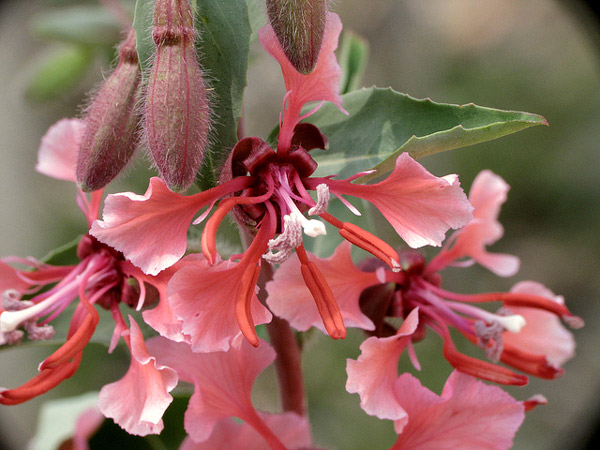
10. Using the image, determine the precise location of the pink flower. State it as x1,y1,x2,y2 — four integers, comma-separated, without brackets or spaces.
500,281,577,374
71,406,105,450
167,255,273,352
428,170,520,276
146,335,295,450
98,316,178,435
91,12,472,352
266,241,379,333
388,371,526,450
178,412,312,450
346,308,420,430
273,170,582,385
1,120,180,436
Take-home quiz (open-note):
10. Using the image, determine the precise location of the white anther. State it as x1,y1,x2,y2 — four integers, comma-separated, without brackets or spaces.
496,314,526,333
302,219,326,237
288,211,326,238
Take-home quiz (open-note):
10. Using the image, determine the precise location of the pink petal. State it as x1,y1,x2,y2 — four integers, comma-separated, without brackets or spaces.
91,177,203,275
167,258,272,353
98,316,178,436
503,281,575,367
36,118,84,182
346,309,419,425
259,12,343,111
266,242,378,333
469,170,509,222
0,260,30,294
450,170,519,276
72,407,105,450
119,260,188,342
391,371,525,450
179,412,312,450
259,12,344,151
324,153,473,248
146,335,276,443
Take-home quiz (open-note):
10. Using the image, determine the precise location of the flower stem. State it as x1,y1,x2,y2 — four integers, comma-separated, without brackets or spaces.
240,229,307,416
259,261,307,416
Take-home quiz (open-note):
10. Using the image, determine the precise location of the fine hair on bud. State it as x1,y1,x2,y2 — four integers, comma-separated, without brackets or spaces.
76,29,142,192
266,0,328,74
145,0,211,192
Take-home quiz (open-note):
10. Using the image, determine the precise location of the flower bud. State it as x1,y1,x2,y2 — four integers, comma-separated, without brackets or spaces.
146,0,211,192
266,0,327,74
76,29,142,192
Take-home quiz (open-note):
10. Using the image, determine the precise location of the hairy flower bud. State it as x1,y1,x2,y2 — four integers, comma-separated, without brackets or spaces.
266,0,327,74
146,0,211,192
76,29,142,192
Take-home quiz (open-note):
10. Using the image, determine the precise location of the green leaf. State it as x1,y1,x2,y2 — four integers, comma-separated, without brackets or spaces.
309,87,548,181
30,6,123,46
26,44,94,102
245,0,266,38
40,236,81,266
338,31,369,95
132,0,155,78
195,0,251,189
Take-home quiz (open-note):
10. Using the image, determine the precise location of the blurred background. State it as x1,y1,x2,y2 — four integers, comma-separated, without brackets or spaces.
1,0,599,449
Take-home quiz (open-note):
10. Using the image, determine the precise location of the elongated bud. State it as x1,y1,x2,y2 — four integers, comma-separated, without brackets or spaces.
266,0,327,74
76,29,142,192
146,0,211,192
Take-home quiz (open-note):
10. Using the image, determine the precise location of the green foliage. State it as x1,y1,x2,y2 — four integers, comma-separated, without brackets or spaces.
25,44,94,101
338,31,369,94
309,87,548,181
29,392,99,450
194,0,252,189
30,6,123,46
132,0,155,76
40,236,81,266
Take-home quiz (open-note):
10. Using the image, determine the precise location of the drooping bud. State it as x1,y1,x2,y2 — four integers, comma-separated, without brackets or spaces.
76,29,142,192
146,0,211,192
266,0,327,74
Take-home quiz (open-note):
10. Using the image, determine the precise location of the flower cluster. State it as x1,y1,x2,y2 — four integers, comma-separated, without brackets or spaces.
0,1,582,449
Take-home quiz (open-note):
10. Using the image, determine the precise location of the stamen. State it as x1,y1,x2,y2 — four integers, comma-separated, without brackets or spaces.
334,193,361,216
202,179,274,265
236,203,277,347
2,289,26,309
490,313,526,334
320,215,400,271
24,322,55,341
0,354,82,405
441,336,528,386
474,320,504,362
39,289,99,370
263,214,303,264
308,184,330,216
276,180,326,238
523,395,548,412
500,345,564,380
235,263,262,348
296,245,346,340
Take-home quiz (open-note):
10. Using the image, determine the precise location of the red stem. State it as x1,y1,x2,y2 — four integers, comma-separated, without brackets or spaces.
243,231,306,417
